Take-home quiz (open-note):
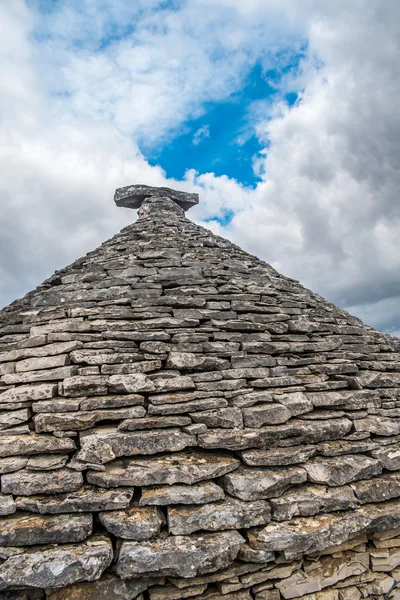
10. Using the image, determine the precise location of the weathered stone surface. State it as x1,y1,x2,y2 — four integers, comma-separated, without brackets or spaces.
34,406,146,432
78,427,196,463
0,383,57,404
0,408,31,430
0,493,16,515
259,501,400,559
0,434,75,457
0,512,92,546
116,531,245,578
222,466,307,500
2,468,83,495
100,502,164,540
270,484,358,520
307,390,380,409
80,394,144,410
240,446,316,466
198,428,263,450
355,416,400,436
153,376,196,393
166,352,229,371
140,481,224,506
119,416,191,430
304,455,382,486
47,574,161,600
168,497,271,535
0,456,28,473
371,441,400,470
149,397,228,415
16,485,134,513
62,375,108,397
87,452,240,487
3,366,77,385
232,391,275,408
351,473,400,503
26,454,68,470
107,373,156,393
275,553,369,599
242,404,291,428
190,407,243,428
0,341,82,363
275,392,313,416
15,354,70,373
0,535,113,590
148,583,207,600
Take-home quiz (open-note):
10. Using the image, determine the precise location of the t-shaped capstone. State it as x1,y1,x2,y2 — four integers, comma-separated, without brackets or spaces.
114,184,199,211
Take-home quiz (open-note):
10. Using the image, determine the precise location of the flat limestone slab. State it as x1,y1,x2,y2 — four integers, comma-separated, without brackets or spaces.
87,452,240,487
116,531,245,578
0,512,92,546
0,535,113,590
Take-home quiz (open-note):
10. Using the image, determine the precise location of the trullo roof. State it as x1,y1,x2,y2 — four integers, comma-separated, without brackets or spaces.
0,185,400,600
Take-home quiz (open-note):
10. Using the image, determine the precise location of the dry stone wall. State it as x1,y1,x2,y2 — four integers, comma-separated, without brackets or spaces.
0,194,400,599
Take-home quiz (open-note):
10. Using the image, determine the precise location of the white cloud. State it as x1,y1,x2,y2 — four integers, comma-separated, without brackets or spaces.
192,125,210,146
0,0,399,337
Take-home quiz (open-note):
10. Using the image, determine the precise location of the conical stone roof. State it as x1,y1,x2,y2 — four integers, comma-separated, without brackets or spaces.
1,186,400,599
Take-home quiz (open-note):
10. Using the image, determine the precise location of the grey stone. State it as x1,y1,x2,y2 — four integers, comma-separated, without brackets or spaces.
355,416,400,436
26,454,68,470
0,493,16,516
16,485,133,514
108,374,156,393
240,446,316,467
0,408,30,430
47,574,161,600
304,455,382,486
62,375,108,397
0,512,92,546
0,535,113,590
198,428,264,450
275,391,313,416
100,502,164,540
270,484,358,520
2,366,77,385
242,404,291,428
148,584,207,600
190,407,243,428
231,390,274,408
0,341,82,363
371,441,400,470
80,393,144,410
0,456,28,473
307,389,380,409
78,427,196,463
148,397,228,415
222,466,307,500
116,531,245,578
168,497,271,535
148,390,224,405
119,416,191,430
140,481,224,506
32,398,81,413
15,354,70,373
166,352,229,371
0,434,75,457
153,376,195,392
351,473,400,503
0,383,57,404
2,468,83,495
34,406,146,432
87,452,240,487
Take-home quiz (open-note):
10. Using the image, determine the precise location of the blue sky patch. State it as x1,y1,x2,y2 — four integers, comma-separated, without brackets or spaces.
145,58,304,188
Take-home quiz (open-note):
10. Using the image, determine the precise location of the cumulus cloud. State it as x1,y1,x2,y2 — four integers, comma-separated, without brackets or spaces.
0,0,399,337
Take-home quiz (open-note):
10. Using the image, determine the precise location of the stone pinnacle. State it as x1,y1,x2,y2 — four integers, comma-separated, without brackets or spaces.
114,184,199,211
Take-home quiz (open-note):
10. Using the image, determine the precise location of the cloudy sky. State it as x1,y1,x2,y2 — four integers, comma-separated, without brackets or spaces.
1,0,399,336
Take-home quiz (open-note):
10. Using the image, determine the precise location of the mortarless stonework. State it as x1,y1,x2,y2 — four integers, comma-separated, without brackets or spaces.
0,185,400,599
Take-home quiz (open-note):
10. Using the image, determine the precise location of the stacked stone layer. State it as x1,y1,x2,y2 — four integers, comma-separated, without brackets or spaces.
0,195,400,599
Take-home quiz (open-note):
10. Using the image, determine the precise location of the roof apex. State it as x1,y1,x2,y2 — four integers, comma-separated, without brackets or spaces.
114,184,199,212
